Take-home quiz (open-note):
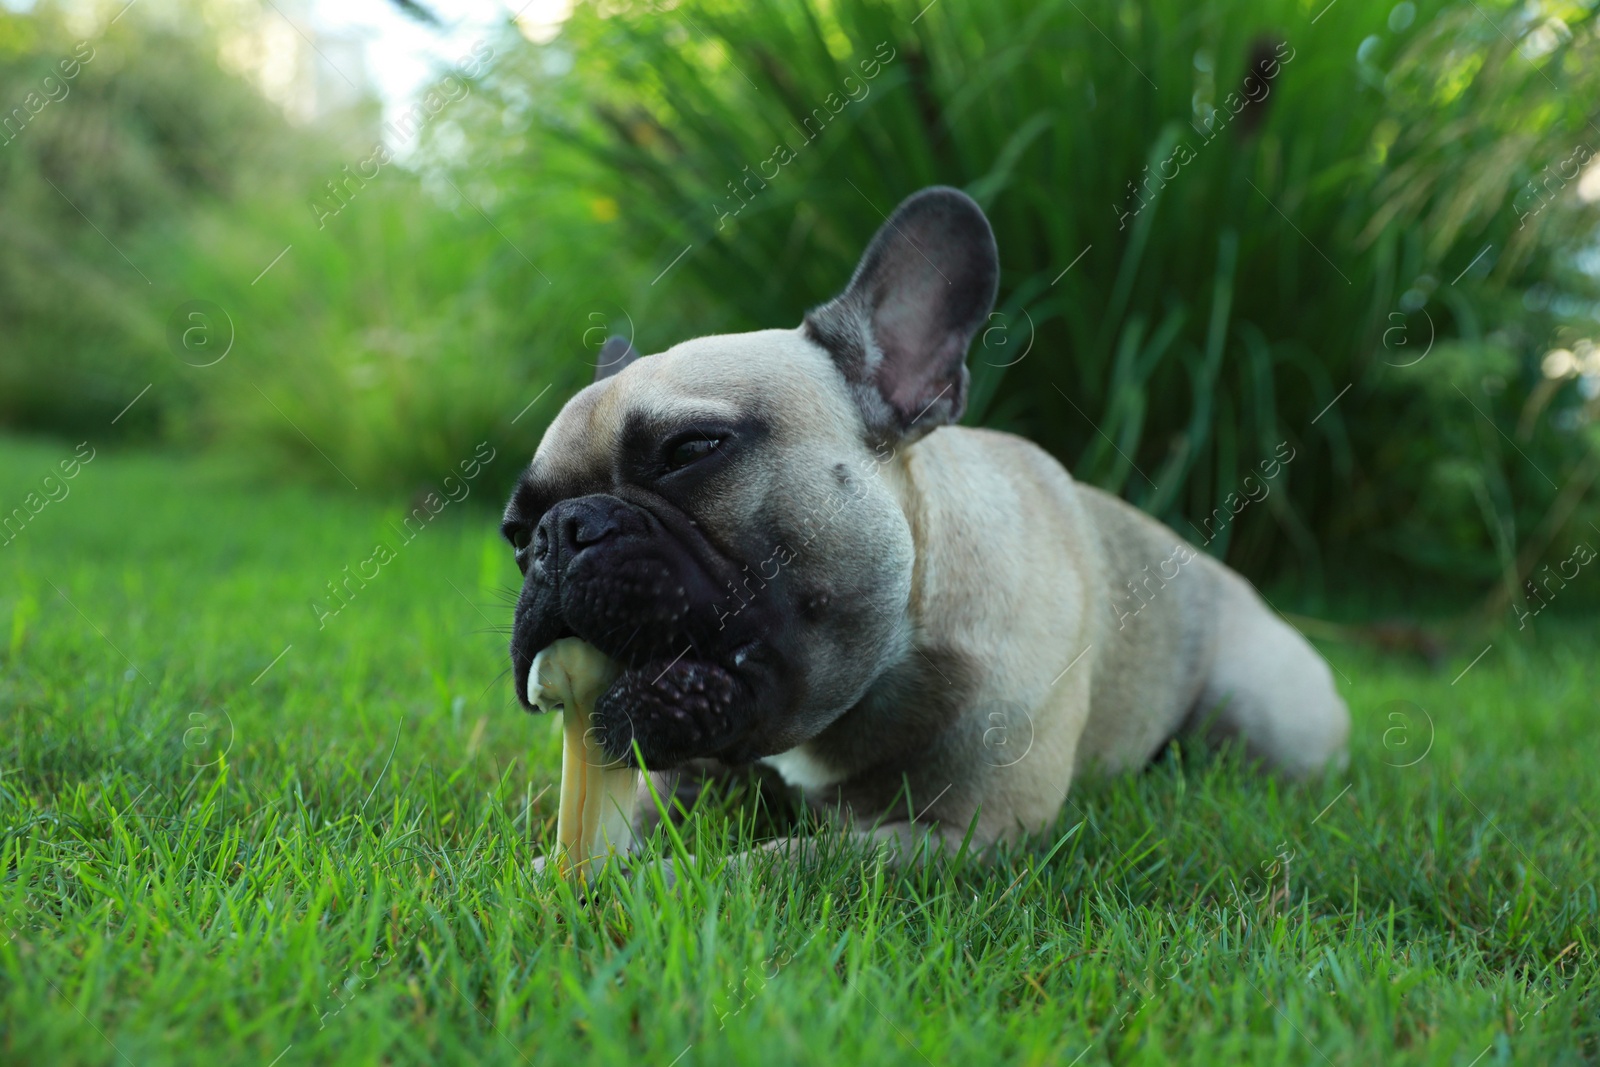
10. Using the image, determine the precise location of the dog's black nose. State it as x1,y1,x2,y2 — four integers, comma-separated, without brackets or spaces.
535,496,625,575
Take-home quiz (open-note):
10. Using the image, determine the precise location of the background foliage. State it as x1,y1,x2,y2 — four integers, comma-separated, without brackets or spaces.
5,0,1600,604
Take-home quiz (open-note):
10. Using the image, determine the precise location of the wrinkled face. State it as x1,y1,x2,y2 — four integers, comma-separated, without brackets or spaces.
501,330,916,768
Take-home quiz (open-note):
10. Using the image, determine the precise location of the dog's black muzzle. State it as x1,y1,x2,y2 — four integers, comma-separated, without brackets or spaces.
510,493,781,767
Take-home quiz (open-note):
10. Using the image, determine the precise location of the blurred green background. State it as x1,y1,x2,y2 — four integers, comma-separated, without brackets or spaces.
4,0,1600,616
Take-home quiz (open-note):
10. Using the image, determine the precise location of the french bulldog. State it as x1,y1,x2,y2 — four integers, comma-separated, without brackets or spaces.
502,186,1349,865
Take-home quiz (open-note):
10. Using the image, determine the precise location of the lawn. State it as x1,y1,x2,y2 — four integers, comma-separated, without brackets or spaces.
0,435,1595,1065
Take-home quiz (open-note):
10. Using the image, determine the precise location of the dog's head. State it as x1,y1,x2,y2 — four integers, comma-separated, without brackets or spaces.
502,187,998,767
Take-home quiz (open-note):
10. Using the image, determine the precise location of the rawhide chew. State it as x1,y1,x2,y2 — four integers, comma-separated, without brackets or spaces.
527,637,638,880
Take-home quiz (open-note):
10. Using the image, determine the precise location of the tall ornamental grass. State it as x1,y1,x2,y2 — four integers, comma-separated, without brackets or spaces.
469,0,1600,592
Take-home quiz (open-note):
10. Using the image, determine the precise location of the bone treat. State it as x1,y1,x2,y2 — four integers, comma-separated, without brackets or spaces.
526,637,639,881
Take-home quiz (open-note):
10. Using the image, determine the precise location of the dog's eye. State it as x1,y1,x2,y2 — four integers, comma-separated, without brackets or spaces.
503,523,532,552
665,435,722,472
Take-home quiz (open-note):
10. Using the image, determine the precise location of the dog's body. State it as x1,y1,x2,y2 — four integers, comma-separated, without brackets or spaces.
755,415,1347,851
503,187,1348,862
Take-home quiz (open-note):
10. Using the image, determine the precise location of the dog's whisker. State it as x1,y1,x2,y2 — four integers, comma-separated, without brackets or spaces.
614,625,643,655
477,665,514,703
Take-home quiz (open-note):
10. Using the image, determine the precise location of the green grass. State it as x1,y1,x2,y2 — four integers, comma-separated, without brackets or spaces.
1,435,1595,1065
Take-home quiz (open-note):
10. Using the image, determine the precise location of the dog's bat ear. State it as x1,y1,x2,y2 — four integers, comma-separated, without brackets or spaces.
803,186,999,441
593,335,639,383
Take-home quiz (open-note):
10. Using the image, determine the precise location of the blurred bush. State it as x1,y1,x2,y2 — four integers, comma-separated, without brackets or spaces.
0,1,314,436
2,0,1599,603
